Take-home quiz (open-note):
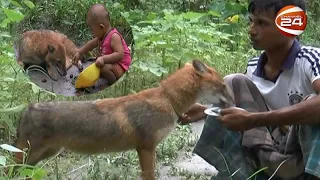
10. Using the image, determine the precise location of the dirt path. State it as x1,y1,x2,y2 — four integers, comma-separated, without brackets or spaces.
159,120,218,179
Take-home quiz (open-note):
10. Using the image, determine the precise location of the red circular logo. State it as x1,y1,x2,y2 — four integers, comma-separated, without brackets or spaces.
275,5,307,37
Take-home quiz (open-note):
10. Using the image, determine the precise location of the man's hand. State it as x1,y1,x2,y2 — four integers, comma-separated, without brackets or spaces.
178,113,192,125
95,57,105,68
217,107,254,131
178,103,207,125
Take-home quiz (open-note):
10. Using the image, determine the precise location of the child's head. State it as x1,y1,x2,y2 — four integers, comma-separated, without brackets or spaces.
86,4,111,39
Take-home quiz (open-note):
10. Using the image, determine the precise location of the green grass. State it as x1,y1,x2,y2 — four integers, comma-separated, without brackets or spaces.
1,0,320,179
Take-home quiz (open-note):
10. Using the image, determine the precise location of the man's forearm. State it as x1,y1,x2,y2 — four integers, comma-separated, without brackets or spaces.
186,103,208,123
192,104,208,120
251,95,320,126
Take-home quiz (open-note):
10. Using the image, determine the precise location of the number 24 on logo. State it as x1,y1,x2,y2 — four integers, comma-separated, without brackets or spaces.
280,17,304,27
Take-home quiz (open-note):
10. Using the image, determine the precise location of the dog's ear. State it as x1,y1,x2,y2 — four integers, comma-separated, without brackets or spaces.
192,59,208,76
47,44,55,53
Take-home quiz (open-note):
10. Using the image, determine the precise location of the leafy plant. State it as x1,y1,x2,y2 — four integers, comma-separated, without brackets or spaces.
0,144,48,180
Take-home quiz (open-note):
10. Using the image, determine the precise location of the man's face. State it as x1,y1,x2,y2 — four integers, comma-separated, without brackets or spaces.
248,9,290,50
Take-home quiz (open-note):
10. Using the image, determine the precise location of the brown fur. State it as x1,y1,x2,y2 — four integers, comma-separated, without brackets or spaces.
15,30,82,81
13,60,234,180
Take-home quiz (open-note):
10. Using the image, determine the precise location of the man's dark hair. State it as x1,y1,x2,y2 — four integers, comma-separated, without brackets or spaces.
248,0,306,16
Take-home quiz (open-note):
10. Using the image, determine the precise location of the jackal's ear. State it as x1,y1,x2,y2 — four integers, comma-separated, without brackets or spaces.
47,44,55,53
184,62,192,67
192,59,208,76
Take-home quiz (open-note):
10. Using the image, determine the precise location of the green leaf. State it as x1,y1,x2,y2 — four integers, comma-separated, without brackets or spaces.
20,169,34,178
62,20,73,25
138,62,148,71
159,66,168,74
168,50,183,60
0,104,26,113
198,32,213,41
10,1,22,7
32,168,47,180
112,2,121,9
0,91,13,99
183,12,206,23
183,12,205,19
209,2,226,13
0,32,11,38
0,156,6,166
146,12,157,20
42,89,57,97
203,54,212,61
183,51,198,61
2,8,24,22
27,81,41,93
0,77,15,81
1,0,11,8
0,144,23,152
208,10,221,17
149,67,162,76
0,19,10,28
149,35,162,42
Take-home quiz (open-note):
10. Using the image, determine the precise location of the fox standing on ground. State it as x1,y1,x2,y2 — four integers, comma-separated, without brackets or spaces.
15,30,83,81
13,60,234,180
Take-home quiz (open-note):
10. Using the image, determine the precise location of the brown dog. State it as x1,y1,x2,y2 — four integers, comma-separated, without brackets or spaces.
15,30,83,81
13,60,234,180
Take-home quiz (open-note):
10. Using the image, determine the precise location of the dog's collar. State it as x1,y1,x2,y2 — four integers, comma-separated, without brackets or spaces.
162,91,183,117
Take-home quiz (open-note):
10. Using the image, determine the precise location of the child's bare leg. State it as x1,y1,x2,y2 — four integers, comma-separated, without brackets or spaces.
100,63,125,86
100,64,118,85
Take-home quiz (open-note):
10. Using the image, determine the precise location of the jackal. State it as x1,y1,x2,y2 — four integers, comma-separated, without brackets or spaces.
15,30,84,81
14,59,234,180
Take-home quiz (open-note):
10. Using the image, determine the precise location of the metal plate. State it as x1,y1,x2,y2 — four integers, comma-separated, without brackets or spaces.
204,107,221,116
26,61,109,97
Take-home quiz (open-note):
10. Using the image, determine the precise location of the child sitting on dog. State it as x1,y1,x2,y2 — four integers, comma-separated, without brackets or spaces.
72,3,132,86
